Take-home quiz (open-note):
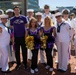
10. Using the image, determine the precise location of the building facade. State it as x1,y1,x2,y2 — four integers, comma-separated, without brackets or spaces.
27,0,39,11
0,0,39,15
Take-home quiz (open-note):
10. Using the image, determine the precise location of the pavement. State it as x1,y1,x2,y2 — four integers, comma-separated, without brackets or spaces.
0,49,76,75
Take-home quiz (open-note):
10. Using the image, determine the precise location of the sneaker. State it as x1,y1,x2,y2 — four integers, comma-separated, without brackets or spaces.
30,69,35,74
55,60,58,64
58,69,66,72
45,65,50,69
49,68,53,72
35,68,38,72
1,69,11,73
15,65,21,70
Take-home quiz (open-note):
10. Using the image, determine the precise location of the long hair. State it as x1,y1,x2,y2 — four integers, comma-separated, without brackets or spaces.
44,16,54,26
29,17,38,29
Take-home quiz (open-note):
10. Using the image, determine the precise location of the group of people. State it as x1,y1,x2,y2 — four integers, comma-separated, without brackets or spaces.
0,4,76,74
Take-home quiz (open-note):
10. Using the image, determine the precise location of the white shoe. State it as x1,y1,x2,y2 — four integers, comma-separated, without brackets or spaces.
49,68,53,71
30,69,35,74
35,68,38,72
45,65,50,69
74,66,76,70
55,60,58,64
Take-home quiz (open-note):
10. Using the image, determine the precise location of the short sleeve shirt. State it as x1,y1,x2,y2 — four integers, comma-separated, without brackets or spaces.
10,15,27,37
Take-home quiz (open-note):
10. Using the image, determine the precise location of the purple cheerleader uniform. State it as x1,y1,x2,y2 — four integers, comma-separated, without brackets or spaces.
27,28,40,49
41,26,55,68
27,28,40,70
42,26,55,49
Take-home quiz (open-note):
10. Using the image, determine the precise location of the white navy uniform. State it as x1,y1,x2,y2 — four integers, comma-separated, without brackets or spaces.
6,19,16,62
42,13,56,26
62,18,73,60
26,16,34,24
55,22,72,71
37,22,46,63
26,9,34,60
0,23,10,71
26,9,34,24
62,18,73,38
26,16,34,60
62,18,71,26
71,18,76,50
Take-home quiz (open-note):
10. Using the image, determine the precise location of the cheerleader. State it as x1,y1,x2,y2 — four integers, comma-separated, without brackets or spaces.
40,16,56,71
25,18,40,74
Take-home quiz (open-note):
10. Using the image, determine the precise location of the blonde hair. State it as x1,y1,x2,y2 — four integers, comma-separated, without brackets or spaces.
44,16,54,26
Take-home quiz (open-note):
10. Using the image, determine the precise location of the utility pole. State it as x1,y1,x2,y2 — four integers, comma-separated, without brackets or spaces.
24,0,27,16
13,0,28,15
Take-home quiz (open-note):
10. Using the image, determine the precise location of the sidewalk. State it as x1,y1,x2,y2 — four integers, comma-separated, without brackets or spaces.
0,50,76,75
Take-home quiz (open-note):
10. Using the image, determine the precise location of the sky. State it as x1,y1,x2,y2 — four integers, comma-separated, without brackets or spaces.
39,0,76,9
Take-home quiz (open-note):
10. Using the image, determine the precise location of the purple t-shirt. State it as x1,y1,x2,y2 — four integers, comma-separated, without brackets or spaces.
10,15,27,37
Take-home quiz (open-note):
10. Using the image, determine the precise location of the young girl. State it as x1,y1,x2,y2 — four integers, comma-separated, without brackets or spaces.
40,16,56,72
25,18,40,74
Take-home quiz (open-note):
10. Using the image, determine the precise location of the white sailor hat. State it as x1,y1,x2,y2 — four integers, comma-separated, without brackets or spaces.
0,14,8,18
0,9,4,14
70,13,75,16
6,9,13,13
55,12,62,17
27,9,34,12
35,12,42,16
62,9,70,14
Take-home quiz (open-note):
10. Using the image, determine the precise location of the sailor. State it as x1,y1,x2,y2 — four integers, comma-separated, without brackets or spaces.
35,12,43,27
0,9,4,15
0,14,11,73
42,5,56,26
26,9,34,24
0,9,4,23
26,9,34,60
62,9,71,25
55,12,72,72
71,17,76,54
70,13,75,20
62,9,73,60
0,9,4,68
6,9,16,64
35,12,46,64
6,9,14,18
